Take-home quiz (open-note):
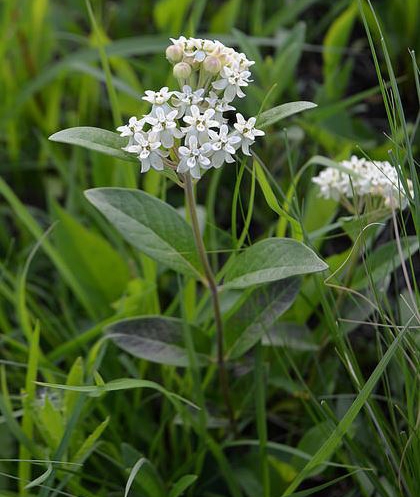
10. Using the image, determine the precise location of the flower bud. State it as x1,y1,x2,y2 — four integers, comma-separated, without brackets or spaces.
173,62,191,79
165,45,183,63
203,56,222,75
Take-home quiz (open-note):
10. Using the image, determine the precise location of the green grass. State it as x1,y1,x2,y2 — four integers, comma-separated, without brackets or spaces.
0,0,419,496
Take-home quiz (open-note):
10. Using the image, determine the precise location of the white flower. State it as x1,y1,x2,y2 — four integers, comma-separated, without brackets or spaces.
233,114,264,155
172,85,205,118
142,86,173,105
144,108,183,148
208,124,241,168
177,135,212,179
142,87,174,115
126,132,167,173
312,167,349,201
205,91,235,122
117,117,145,146
312,155,412,209
169,36,188,51
230,51,255,71
182,105,220,144
184,38,206,62
212,66,252,102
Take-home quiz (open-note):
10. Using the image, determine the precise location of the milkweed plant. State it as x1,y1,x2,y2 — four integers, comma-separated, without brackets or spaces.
49,36,413,428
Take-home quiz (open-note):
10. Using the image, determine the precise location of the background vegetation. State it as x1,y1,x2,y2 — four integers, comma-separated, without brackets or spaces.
0,0,418,496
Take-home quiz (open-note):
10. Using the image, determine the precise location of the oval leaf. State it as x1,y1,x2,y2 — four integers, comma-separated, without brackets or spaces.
262,323,319,351
49,127,137,163
226,278,301,359
257,101,317,128
106,316,209,367
85,188,203,279
223,238,328,289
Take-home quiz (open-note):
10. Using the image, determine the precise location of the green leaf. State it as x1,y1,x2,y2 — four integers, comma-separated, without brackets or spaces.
226,278,300,359
64,357,84,421
255,161,303,241
262,323,318,351
121,445,166,497
36,378,197,409
223,238,328,289
257,101,317,129
49,127,181,185
291,422,334,476
85,188,203,279
49,127,137,162
125,457,147,497
323,1,358,99
169,474,198,497
52,201,130,314
352,236,419,291
24,464,53,490
72,417,109,463
106,316,210,367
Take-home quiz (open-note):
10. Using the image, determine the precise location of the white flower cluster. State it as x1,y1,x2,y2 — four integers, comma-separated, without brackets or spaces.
312,155,413,208
116,37,264,180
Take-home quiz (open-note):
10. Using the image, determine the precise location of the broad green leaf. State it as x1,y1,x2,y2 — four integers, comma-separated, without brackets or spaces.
225,278,300,359
223,238,328,289
169,475,198,497
49,127,180,184
49,127,137,163
257,101,317,129
52,201,130,314
106,316,210,367
85,188,203,279
352,236,419,291
262,323,318,351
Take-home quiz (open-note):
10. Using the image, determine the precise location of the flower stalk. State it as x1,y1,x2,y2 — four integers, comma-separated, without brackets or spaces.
183,173,235,430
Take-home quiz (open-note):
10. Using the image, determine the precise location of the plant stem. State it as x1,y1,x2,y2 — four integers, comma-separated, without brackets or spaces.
183,173,236,431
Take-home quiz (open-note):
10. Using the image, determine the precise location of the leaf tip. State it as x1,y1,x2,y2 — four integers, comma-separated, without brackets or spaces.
48,131,60,142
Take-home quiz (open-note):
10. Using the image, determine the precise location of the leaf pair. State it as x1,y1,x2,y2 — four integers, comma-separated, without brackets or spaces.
85,188,328,289
84,188,328,363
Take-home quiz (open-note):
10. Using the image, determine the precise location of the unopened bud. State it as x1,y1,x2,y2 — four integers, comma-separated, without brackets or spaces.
165,45,183,63
173,62,191,79
203,56,222,75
